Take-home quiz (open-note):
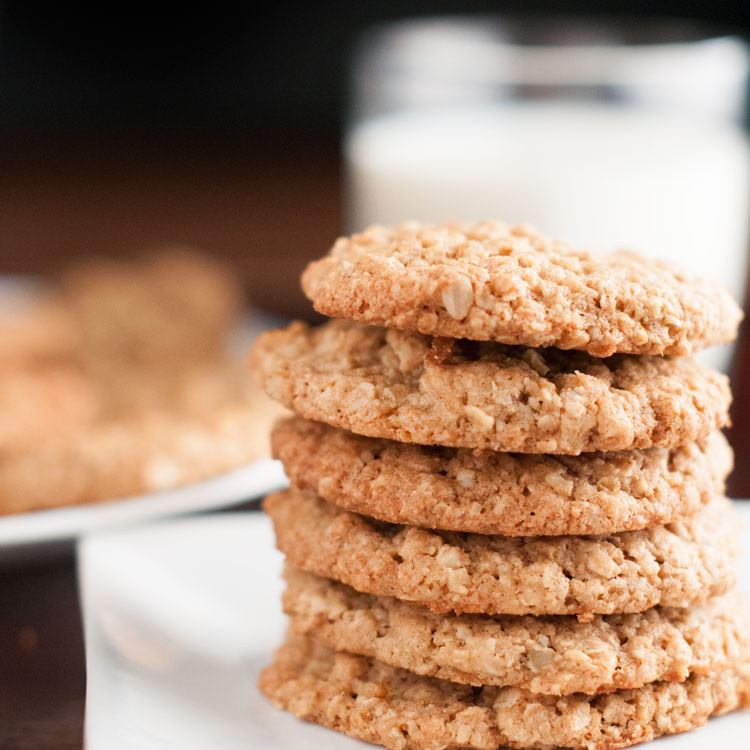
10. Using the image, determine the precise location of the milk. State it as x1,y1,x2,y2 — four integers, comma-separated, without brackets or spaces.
346,103,749,367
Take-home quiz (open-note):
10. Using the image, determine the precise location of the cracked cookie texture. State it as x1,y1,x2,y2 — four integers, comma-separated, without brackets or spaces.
251,319,731,454
301,221,742,357
264,488,737,617
283,566,750,696
272,417,731,535
259,633,750,750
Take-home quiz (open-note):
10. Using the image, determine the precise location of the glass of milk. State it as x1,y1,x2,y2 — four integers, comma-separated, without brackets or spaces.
345,16,750,368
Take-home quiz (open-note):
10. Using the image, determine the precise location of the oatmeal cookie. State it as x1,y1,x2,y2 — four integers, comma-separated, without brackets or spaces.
302,221,742,357
252,320,730,454
259,633,750,750
272,418,731,535
264,488,737,616
284,566,749,695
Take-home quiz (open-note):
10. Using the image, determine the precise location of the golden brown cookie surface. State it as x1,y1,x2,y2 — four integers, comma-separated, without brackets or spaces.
272,417,732,535
265,488,738,617
252,320,731,454
302,221,742,357
259,633,750,750
284,566,750,695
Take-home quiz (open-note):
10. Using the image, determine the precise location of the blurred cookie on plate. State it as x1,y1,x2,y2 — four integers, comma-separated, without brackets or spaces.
0,247,282,516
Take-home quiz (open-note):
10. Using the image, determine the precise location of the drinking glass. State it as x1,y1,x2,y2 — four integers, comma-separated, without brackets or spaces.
345,16,750,369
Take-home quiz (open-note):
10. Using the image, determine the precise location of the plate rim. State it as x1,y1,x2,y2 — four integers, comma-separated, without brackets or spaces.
0,458,287,549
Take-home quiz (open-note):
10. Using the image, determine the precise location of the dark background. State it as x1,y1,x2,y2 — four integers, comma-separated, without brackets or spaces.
0,2,748,316
0,3,749,143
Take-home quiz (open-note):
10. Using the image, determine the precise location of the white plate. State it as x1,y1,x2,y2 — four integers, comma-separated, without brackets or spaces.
0,276,287,554
79,503,750,750
0,458,287,554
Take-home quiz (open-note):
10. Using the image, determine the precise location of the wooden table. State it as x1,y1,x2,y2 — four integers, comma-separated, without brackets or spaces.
0,547,85,749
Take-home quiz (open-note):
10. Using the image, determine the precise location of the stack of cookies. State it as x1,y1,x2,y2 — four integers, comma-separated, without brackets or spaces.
251,222,750,750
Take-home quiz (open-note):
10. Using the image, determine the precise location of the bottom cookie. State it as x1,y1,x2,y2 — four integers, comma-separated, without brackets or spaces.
259,633,750,750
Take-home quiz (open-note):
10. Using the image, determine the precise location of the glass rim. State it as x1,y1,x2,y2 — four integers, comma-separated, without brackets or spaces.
358,14,747,48
347,13,750,124
353,14,749,88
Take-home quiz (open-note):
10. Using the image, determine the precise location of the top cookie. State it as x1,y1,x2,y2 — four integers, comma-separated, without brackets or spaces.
302,222,742,357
